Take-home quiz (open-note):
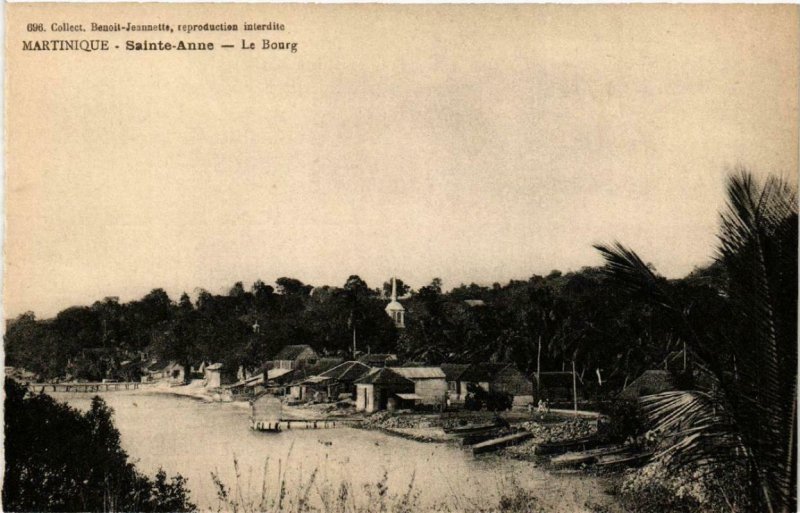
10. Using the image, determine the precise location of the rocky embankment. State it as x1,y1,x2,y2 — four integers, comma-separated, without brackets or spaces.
503,418,597,460
357,410,598,450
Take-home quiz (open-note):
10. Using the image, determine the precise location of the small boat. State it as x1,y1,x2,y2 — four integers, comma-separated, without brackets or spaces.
534,436,601,456
595,451,653,468
444,419,507,435
460,428,517,446
472,431,533,455
442,422,500,435
549,445,627,467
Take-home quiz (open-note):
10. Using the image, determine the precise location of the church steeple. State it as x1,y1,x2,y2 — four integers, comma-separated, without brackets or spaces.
385,277,405,328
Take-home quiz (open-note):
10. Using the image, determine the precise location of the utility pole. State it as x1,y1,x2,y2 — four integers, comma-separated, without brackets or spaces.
572,360,578,416
536,335,542,399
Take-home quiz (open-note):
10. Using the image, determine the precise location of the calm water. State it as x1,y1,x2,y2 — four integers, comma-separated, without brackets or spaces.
53,391,615,512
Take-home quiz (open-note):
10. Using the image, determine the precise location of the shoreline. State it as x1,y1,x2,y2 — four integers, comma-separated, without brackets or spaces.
45,385,625,512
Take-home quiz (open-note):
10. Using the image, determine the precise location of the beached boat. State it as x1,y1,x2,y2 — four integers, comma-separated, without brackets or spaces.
472,431,533,455
534,436,602,456
595,451,653,468
460,428,518,446
444,419,507,435
549,445,627,467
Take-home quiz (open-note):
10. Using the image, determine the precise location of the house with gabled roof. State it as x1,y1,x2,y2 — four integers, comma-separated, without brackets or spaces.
271,344,319,370
440,363,471,404
355,367,415,413
293,361,371,402
357,353,399,367
460,363,534,406
392,367,448,408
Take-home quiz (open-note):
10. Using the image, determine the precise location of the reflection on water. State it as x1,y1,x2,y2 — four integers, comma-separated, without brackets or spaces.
52,391,609,512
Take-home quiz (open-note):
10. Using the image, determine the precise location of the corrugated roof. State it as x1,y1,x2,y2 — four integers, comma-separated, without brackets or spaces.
304,375,332,384
318,361,371,382
393,367,446,380
355,368,414,386
273,344,317,361
267,368,293,380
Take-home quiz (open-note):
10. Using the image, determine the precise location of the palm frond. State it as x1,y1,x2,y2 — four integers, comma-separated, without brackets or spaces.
593,242,676,312
598,170,797,512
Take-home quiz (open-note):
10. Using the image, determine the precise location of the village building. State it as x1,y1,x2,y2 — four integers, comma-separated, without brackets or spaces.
392,367,448,408
270,344,319,370
142,360,171,382
283,357,344,400
355,368,415,413
116,360,143,382
460,363,534,406
190,361,208,380
534,371,583,406
265,367,296,396
440,363,470,404
166,362,186,384
384,277,405,328
357,353,399,367
225,370,272,399
5,366,37,382
293,361,371,402
204,362,236,388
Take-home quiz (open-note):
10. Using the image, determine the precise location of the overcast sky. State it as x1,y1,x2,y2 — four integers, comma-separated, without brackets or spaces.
5,4,798,318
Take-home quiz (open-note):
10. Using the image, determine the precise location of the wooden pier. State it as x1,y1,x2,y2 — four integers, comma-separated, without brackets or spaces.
252,418,363,432
27,382,141,393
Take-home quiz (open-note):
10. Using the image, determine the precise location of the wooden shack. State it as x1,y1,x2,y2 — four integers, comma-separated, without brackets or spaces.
392,367,448,408
354,368,414,413
297,361,371,402
460,363,534,406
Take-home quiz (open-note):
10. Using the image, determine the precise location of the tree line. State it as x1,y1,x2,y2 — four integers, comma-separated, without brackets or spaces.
6,263,727,396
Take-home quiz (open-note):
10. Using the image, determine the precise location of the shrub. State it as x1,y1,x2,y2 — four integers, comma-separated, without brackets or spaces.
599,398,646,442
2,378,195,512
464,384,513,412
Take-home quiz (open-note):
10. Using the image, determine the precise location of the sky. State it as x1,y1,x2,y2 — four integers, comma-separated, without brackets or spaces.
5,4,798,319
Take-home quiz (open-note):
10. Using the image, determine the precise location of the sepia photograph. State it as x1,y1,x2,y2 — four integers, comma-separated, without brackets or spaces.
3,4,798,512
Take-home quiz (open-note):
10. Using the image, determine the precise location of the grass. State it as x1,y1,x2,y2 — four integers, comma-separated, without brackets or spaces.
207,447,556,513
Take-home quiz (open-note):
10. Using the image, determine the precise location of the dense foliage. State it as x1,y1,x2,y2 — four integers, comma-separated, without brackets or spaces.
2,378,195,512
5,267,719,399
597,170,797,513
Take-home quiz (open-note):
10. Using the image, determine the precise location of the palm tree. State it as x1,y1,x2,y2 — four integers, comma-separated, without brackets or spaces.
595,169,797,513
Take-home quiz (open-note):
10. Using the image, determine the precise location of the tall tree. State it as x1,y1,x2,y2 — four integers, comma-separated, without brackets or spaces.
595,170,797,513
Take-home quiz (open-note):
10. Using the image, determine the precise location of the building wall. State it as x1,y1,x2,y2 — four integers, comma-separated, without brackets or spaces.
356,384,375,412
207,370,222,389
447,381,463,403
275,348,319,370
414,378,447,406
491,367,534,396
